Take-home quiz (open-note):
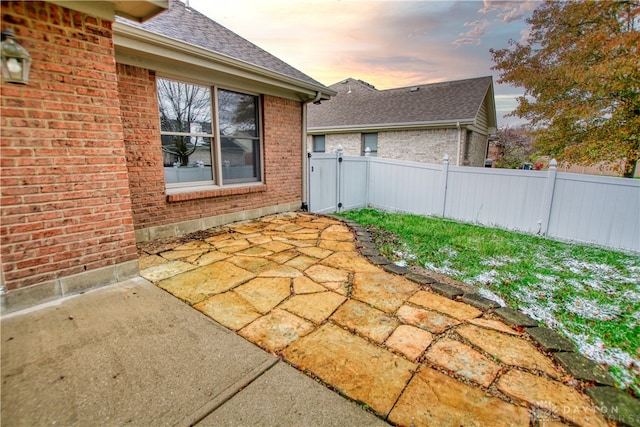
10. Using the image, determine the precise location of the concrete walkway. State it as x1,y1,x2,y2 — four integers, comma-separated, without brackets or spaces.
1,277,386,426
134,212,617,426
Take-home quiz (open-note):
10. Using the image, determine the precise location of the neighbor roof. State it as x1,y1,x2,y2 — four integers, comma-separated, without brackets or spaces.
308,76,494,130
116,0,327,90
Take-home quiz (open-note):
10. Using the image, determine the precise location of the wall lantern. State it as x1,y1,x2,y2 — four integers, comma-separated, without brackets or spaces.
1,28,31,85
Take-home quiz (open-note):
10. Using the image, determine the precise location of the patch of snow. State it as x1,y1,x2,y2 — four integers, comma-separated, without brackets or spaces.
566,296,620,321
477,287,506,307
480,255,520,267
520,304,560,329
472,270,500,286
438,247,458,258
394,260,407,267
622,289,640,303
424,262,462,277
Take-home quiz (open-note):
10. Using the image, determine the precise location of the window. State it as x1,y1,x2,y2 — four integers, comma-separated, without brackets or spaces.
362,133,378,156
312,135,326,153
157,78,261,188
218,89,261,184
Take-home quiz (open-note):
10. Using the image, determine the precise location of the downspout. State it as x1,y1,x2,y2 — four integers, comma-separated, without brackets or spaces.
301,91,322,211
455,121,461,166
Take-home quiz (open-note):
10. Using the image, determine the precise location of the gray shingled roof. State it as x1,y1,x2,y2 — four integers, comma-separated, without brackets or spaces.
116,0,326,89
308,76,493,129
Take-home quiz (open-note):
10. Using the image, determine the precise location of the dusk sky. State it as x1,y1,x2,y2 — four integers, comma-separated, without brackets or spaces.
187,0,541,127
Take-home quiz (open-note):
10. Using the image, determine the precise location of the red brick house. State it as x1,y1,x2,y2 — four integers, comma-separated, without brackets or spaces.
0,0,333,313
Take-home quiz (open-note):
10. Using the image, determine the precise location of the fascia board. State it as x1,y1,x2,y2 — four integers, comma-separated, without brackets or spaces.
308,119,476,134
113,23,335,101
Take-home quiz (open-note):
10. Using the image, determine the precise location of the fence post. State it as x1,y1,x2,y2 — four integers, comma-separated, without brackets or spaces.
336,145,344,212
540,158,558,235
440,155,449,217
364,147,371,207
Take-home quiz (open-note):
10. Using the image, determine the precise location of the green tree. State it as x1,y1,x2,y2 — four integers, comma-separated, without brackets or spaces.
490,1,639,177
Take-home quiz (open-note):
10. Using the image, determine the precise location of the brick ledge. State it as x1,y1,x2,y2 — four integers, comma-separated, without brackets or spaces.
167,185,267,202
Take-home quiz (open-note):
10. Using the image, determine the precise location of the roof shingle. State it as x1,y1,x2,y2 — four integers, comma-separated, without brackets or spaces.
117,0,326,89
308,76,493,129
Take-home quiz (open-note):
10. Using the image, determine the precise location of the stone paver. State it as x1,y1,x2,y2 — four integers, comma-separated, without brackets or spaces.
282,323,416,416
385,325,433,361
157,261,254,304
352,272,419,313
227,255,276,274
138,212,619,426
280,292,346,324
191,250,230,266
194,291,261,330
331,300,398,343
140,260,196,282
234,277,291,314
409,290,482,320
424,338,501,388
388,367,530,427
397,304,460,333
285,255,319,271
304,264,349,284
160,248,209,260
239,309,314,352
469,317,520,335
457,324,562,379
297,246,334,259
321,251,379,273
292,276,327,294
257,265,302,278
498,369,609,427
260,240,294,253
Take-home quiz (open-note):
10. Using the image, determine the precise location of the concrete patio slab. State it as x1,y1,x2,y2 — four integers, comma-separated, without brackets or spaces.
1,278,277,426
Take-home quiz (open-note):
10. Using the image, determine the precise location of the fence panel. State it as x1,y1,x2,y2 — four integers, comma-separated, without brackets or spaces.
368,158,442,215
444,167,548,233
340,156,369,211
547,173,640,251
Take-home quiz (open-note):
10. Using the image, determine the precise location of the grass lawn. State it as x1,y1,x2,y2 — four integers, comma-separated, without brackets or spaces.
339,208,640,395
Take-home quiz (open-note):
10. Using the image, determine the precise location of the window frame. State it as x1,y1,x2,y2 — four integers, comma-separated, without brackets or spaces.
312,134,326,153
361,132,378,156
157,76,264,193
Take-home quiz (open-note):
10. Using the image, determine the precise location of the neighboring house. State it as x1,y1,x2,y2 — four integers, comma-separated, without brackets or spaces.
0,0,333,312
307,77,497,167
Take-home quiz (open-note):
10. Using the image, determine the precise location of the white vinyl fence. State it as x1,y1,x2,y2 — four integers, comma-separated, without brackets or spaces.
308,150,640,253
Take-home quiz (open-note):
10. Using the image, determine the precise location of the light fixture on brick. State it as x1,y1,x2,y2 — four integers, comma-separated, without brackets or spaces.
1,28,31,85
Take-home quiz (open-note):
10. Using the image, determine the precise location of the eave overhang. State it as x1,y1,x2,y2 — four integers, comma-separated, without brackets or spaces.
113,23,335,102
48,1,168,22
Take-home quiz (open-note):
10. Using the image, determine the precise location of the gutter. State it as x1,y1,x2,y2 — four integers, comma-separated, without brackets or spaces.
308,118,475,134
301,92,323,211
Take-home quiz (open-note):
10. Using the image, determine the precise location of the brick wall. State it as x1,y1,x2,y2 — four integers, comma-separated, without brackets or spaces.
308,128,488,167
118,64,303,232
0,1,138,292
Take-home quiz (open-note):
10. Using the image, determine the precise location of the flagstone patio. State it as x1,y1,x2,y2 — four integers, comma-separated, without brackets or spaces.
138,212,616,426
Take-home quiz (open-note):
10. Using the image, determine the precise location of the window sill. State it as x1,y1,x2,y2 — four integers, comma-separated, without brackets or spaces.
166,184,267,202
